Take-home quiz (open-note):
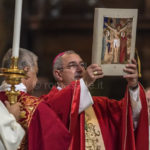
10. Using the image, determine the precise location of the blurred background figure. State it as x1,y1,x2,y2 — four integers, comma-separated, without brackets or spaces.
146,87,150,114
145,87,150,150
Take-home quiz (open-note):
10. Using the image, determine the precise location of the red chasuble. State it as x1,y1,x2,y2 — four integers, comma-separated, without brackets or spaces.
41,81,149,150
28,81,81,150
92,84,149,150
28,101,71,150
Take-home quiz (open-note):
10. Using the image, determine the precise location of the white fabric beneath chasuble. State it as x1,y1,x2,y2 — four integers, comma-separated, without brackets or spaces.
0,101,25,150
85,106,105,150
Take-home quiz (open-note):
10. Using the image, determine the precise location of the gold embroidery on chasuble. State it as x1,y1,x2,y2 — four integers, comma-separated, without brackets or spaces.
18,93,42,150
85,106,105,150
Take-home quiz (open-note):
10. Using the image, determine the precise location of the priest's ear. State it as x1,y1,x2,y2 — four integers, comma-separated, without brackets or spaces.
23,66,30,79
23,66,30,72
53,70,63,82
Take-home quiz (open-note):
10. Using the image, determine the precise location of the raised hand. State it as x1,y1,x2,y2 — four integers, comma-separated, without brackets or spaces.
123,59,138,89
83,64,104,87
5,101,22,121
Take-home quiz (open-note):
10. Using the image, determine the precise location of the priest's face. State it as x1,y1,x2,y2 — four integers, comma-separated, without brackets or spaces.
57,53,86,88
22,64,38,93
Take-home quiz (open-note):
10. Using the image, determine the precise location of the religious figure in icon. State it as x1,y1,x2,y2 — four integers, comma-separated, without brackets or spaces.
101,17,132,64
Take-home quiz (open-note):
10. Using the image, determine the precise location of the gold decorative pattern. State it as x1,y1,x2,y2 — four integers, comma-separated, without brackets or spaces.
17,93,42,150
85,106,105,150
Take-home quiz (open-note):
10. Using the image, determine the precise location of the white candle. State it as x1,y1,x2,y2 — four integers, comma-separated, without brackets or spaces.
12,0,23,58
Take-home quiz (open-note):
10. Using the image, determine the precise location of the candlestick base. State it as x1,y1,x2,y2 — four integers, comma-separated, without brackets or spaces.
0,57,26,105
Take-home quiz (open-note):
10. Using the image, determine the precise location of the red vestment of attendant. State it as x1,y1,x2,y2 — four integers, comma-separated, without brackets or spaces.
28,101,71,150
37,82,148,150
28,81,81,150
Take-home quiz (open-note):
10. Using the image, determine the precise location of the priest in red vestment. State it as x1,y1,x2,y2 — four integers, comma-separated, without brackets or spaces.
0,48,70,150
39,50,148,150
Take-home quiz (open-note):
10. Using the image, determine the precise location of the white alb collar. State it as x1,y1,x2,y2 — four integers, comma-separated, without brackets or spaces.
57,86,62,91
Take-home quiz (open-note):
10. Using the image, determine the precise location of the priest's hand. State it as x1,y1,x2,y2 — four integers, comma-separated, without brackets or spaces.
5,101,22,121
83,64,104,87
123,59,138,89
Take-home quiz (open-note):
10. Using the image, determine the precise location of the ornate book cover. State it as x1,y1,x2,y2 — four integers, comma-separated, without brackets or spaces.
92,8,138,76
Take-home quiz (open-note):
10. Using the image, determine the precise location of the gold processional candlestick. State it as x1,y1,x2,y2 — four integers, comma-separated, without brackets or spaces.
0,57,26,105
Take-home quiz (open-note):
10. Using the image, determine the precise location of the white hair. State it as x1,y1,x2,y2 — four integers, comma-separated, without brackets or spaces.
2,48,38,70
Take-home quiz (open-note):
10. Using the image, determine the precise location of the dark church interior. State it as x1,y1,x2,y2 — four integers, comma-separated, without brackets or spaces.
0,0,150,99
